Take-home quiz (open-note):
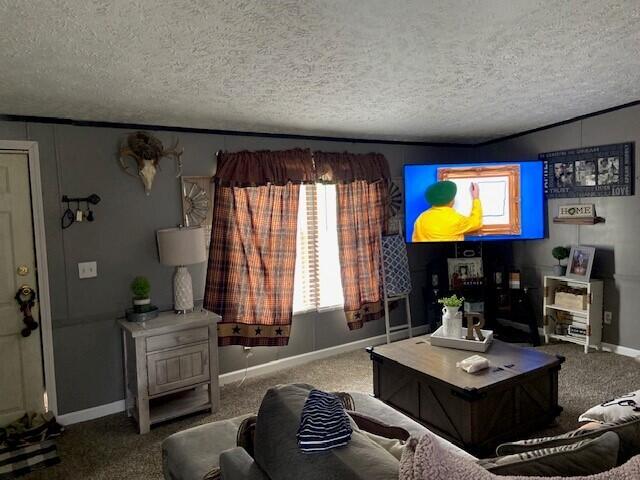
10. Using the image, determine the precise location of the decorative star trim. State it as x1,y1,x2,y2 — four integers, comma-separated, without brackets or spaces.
218,323,291,339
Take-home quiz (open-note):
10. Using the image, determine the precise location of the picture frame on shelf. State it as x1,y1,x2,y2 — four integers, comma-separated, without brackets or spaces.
566,245,595,281
447,257,483,289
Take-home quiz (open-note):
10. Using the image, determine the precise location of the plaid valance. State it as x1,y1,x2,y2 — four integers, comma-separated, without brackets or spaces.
313,151,390,184
215,149,315,186
214,149,391,187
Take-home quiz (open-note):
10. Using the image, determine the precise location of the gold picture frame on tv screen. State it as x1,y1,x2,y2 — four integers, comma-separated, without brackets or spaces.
437,164,521,236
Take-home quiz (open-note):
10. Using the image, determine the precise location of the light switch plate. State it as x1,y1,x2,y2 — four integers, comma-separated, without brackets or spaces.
604,311,612,325
78,261,97,279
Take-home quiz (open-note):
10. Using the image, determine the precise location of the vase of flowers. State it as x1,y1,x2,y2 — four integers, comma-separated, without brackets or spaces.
438,294,464,338
552,246,570,276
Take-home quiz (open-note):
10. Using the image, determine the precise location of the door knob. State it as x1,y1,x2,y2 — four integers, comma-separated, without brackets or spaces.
17,265,29,276
19,285,34,297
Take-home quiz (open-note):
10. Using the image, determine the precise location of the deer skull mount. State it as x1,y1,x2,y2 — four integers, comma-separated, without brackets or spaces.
118,131,183,195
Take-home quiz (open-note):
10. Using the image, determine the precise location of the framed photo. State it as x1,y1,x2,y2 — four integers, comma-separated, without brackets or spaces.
566,245,595,281
438,164,521,236
447,257,483,289
541,142,634,198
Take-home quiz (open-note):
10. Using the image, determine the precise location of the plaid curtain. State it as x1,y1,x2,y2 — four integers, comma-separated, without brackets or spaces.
204,183,300,346
336,180,388,329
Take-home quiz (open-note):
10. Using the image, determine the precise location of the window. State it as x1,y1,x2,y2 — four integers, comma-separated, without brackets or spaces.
292,184,344,314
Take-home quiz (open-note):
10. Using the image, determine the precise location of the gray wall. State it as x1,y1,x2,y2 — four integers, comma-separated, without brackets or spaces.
0,119,470,414
6,103,636,415
474,104,640,349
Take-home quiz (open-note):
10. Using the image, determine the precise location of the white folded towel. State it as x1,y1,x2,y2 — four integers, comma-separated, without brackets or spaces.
456,354,490,373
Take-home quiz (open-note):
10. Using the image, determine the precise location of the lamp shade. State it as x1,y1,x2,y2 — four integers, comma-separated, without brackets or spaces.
156,227,207,266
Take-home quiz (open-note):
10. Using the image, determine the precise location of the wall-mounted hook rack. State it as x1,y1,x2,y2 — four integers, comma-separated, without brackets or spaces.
61,194,101,229
61,194,101,205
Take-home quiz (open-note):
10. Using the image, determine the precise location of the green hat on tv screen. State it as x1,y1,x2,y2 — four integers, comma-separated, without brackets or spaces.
426,180,457,206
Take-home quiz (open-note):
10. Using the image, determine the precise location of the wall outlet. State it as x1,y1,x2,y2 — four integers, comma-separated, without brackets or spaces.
604,311,613,325
78,261,97,279
243,346,253,357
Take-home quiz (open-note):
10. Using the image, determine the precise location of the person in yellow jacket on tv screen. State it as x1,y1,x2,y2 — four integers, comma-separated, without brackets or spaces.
412,180,483,242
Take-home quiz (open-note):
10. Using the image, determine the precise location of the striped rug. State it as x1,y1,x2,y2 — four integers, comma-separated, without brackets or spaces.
0,439,59,479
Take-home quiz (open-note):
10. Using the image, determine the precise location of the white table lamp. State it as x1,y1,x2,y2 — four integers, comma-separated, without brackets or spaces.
157,226,207,313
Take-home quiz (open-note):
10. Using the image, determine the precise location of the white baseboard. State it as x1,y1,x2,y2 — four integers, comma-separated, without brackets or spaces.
56,325,428,425
602,342,640,358
57,399,125,426
219,325,429,386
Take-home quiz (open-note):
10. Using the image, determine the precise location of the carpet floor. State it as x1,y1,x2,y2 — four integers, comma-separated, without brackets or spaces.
24,341,640,479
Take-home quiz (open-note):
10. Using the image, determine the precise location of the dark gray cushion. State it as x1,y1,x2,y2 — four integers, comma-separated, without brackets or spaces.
253,384,399,480
496,415,640,464
479,431,620,476
219,447,269,480
162,414,253,480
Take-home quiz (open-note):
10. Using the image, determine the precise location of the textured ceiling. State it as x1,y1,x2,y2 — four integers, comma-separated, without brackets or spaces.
1,1,639,143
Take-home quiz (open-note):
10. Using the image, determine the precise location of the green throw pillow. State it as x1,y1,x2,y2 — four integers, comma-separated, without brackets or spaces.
496,415,640,464
478,431,619,477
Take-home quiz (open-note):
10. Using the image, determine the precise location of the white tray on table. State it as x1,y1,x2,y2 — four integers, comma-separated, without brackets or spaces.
429,326,493,352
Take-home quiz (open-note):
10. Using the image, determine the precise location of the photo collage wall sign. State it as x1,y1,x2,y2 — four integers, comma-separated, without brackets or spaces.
541,142,634,198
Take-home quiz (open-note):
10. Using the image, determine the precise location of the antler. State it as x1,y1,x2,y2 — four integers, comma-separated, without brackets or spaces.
161,138,183,177
118,146,143,178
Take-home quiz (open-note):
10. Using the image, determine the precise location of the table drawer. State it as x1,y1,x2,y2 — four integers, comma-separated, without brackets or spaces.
146,327,208,352
147,342,210,396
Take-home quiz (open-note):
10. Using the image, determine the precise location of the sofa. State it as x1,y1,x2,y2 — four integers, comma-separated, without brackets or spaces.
163,384,637,479
162,387,475,480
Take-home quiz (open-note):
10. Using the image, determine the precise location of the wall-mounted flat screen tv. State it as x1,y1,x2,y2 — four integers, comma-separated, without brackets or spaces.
404,161,544,243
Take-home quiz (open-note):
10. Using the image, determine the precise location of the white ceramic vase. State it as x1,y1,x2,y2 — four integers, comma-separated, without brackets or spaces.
442,306,463,338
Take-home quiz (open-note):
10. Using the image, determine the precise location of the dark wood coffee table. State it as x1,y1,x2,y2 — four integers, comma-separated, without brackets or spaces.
367,337,564,456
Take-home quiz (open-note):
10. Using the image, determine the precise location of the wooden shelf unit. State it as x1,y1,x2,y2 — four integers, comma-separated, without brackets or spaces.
543,276,603,354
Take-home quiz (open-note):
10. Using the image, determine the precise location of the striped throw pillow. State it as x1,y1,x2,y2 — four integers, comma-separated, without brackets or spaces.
297,389,353,453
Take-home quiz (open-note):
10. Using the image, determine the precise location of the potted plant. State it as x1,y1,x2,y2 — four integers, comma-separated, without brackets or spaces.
552,246,570,276
131,276,152,312
438,294,465,338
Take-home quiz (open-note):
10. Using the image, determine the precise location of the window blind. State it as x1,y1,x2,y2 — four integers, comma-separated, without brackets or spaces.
293,184,344,314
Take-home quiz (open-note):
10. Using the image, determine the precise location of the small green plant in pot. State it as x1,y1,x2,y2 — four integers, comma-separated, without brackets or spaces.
438,294,465,308
552,246,570,276
131,276,152,312
438,294,465,338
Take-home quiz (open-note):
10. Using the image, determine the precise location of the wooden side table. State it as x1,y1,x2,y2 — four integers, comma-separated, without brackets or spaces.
119,309,220,434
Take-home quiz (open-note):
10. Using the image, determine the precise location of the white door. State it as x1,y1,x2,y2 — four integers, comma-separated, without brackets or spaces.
0,151,45,426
